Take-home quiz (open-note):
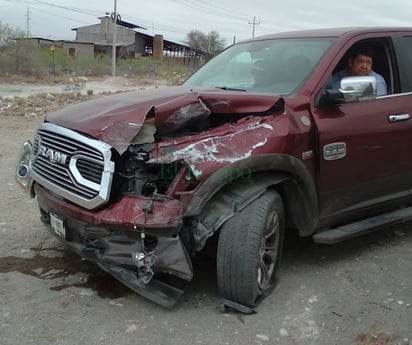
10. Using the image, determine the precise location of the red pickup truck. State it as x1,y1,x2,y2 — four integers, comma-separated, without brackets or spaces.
16,27,412,312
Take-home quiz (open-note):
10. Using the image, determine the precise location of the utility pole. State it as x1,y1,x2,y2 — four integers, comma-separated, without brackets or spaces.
111,0,117,77
25,8,31,37
248,16,260,38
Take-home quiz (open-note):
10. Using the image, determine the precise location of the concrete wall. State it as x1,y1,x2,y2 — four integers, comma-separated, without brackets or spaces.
75,24,103,43
153,35,164,60
135,35,147,56
62,42,94,60
75,17,135,47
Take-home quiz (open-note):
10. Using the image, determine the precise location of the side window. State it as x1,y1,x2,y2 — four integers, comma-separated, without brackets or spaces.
396,36,412,92
328,38,394,96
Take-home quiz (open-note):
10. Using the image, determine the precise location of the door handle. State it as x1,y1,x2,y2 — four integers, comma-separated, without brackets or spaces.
388,114,410,122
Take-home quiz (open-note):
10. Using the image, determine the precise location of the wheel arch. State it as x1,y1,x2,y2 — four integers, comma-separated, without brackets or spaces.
188,154,319,252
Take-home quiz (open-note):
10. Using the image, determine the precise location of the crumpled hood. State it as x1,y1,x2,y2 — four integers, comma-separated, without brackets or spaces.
46,86,283,154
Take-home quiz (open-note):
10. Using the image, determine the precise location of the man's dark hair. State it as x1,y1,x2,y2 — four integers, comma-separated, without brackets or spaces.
348,44,376,61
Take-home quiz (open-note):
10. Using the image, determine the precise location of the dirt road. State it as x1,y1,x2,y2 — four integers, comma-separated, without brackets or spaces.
0,81,411,345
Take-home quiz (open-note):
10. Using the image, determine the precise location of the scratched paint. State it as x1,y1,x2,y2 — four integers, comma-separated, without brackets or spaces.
148,123,273,178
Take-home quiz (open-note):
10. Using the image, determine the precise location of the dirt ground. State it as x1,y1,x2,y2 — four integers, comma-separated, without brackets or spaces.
0,77,411,345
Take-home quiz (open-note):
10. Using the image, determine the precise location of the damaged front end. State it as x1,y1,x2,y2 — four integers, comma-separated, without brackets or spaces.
16,87,284,308
17,128,194,307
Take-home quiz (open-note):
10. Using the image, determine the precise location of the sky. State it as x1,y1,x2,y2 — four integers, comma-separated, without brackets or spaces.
2,0,412,47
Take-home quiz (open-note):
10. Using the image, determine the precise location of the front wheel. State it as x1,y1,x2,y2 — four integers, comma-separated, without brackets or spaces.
216,190,284,308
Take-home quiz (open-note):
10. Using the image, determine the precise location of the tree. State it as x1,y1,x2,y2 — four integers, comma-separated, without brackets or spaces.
0,21,25,49
184,30,226,58
0,22,27,75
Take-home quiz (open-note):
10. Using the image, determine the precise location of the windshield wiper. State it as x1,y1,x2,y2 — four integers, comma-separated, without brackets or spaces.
215,86,246,92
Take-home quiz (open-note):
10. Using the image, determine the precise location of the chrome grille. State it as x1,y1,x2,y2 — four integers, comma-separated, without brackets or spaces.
75,158,104,184
30,123,115,210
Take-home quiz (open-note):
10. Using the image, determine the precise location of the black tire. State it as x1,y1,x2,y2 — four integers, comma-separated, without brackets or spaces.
216,190,284,308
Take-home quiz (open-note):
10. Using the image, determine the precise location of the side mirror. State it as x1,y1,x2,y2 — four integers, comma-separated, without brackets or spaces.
339,76,377,102
316,76,377,107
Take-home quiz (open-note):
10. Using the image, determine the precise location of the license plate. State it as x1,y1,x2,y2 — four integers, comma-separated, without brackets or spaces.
50,212,66,239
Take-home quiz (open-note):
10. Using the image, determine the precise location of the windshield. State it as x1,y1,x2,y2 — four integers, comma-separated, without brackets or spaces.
184,38,334,95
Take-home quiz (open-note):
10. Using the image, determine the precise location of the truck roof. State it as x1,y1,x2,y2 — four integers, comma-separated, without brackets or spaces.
247,26,412,40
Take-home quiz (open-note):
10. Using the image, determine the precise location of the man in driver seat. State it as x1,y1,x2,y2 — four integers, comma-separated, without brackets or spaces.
330,45,388,96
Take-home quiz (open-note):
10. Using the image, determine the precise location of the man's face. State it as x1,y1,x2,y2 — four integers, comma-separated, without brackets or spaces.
348,54,373,76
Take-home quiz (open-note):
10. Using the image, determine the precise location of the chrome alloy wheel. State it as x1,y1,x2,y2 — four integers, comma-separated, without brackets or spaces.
257,209,280,290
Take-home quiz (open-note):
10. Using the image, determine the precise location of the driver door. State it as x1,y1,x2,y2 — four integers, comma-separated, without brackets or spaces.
313,92,412,222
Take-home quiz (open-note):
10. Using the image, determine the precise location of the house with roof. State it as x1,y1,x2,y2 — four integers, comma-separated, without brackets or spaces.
71,16,198,61
13,16,203,75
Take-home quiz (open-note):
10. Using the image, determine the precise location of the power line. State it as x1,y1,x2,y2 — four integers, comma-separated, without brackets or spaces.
171,0,250,21
5,0,189,37
170,0,283,37
3,0,265,43
25,7,93,26
189,0,252,20
122,15,189,35
30,0,99,16
3,0,99,21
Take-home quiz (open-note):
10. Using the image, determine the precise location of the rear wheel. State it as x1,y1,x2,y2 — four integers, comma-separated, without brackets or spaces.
216,190,284,308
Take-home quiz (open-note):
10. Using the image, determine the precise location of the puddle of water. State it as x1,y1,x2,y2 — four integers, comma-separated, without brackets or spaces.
0,247,130,299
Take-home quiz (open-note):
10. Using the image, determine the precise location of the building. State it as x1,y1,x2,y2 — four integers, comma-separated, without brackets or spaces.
13,16,204,74
72,16,200,62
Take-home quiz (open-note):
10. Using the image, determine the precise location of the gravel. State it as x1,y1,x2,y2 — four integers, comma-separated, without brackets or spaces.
0,78,411,345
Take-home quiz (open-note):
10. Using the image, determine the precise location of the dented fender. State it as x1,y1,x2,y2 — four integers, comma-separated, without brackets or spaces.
186,154,320,239
192,172,290,251
148,118,275,180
